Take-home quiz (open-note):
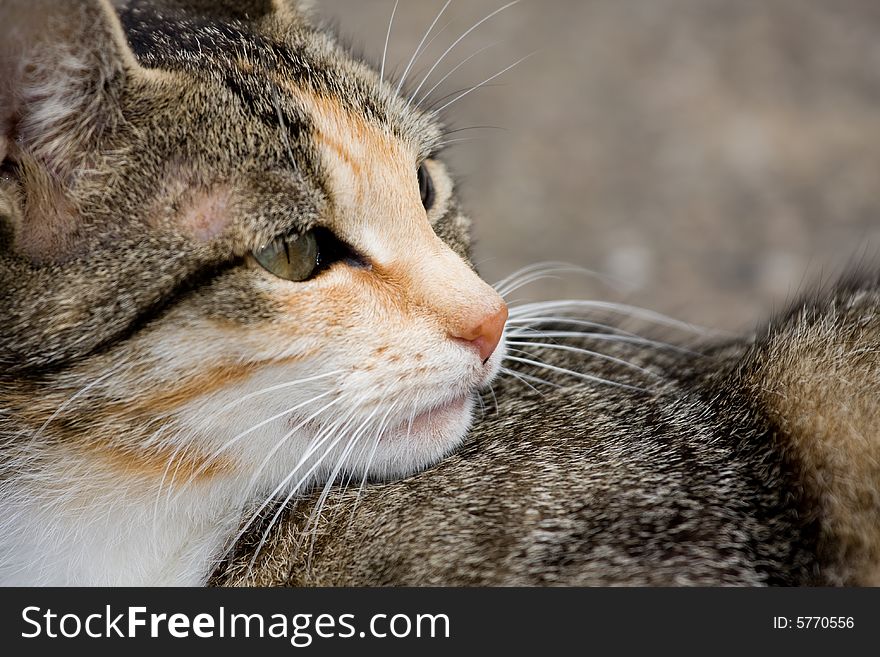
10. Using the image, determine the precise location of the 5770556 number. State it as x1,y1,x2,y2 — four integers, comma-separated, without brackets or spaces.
773,617,854,629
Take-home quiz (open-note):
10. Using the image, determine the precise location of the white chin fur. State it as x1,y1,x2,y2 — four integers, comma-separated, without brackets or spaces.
350,394,476,482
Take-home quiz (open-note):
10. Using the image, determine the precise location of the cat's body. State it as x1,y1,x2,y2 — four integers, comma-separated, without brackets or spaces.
216,272,880,586
0,0,878,587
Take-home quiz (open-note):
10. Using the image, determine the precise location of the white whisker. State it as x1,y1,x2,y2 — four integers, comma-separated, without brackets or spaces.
506,317,639,336
434,136,489,149
432,51,536,115
169,389,339,501
224,370,344,409
423,83,503,112
29,363,126,445
492,261,574,293
246,398,389,574
506,326,700,355
415,41,499,107
395,0,452,96
342,402,401,537
494,261,621,297
506,340,662,377
498,269,613,298
485,382,500,414
282,423,364,570
499,366,552,393
379,0,399,84
507,299,711,334
304,400,400,566
409,0,521,105
441,124,506,138
228,408,358,573
503,354,652,392
236,394,349,506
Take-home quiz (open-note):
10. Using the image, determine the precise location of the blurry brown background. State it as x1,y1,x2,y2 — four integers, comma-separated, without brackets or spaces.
317,0,880,330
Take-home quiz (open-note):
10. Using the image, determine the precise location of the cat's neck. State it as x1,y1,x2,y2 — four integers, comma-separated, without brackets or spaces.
0,440,247,585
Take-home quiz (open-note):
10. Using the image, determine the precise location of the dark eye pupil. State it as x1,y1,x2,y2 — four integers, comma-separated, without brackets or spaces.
418,163,435,211
253,229,320,282
252,228,368,282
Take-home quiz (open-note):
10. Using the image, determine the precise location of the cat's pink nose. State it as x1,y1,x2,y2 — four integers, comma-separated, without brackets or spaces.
451,304,508,362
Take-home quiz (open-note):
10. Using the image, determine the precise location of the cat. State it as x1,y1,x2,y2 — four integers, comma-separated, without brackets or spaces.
0,0,508,585
1,0,878,589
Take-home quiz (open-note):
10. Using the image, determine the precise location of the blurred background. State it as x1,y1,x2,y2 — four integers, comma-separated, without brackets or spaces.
317,0,880,331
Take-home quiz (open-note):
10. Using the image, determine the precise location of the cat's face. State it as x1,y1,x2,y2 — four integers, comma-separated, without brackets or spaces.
0,1,506,492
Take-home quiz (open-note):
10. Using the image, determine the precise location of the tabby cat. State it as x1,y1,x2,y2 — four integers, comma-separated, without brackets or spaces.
1,1,878,587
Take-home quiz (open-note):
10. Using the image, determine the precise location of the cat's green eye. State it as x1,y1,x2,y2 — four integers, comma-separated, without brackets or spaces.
252,230,319,282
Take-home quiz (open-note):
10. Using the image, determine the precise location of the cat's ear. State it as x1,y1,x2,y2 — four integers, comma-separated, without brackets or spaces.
0,0,144,175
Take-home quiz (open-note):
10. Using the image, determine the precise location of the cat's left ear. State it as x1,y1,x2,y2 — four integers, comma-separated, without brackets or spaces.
0,0,146,176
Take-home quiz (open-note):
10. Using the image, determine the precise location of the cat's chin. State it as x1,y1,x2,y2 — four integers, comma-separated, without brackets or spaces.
363,394,476,481
386,394,472,443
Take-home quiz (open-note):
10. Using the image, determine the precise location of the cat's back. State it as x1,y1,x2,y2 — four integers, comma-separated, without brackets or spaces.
745,271,880,585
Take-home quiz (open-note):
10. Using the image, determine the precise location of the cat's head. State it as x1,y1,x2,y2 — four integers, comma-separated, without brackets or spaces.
0,0,507,489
